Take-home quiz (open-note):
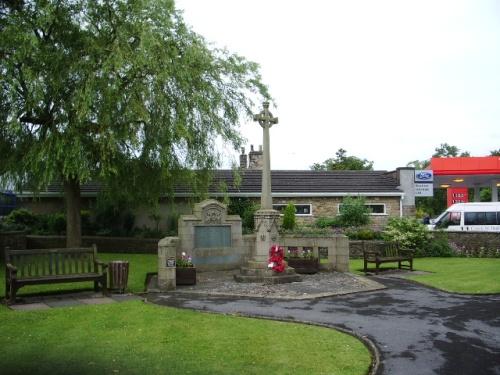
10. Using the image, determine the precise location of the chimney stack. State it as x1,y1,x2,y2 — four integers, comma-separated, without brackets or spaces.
248,144,263,170
239,147,248,169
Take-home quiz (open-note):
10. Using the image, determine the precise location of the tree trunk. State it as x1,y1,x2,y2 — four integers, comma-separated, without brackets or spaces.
64,177,82,247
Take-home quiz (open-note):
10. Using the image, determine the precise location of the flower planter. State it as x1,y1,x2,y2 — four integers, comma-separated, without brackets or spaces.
286,258,319,274
176,267,197,285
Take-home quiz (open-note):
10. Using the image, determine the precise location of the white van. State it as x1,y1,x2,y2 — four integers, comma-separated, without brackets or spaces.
428,202,500,232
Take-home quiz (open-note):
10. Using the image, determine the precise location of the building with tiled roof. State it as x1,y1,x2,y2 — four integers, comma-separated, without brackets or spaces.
16,147,416,231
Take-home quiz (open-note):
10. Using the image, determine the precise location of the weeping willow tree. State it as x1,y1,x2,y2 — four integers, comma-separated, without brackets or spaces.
0,0,269,246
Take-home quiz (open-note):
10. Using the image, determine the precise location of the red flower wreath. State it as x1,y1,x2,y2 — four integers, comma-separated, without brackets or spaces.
268,245,286,273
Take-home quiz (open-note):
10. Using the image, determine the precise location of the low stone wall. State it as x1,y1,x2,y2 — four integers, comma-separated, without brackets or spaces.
26,235,158,253
349,240,386,258
445,232,500,254
280,234,349,272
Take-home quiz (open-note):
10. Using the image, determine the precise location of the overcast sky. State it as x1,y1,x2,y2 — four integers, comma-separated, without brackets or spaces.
175,0,500,171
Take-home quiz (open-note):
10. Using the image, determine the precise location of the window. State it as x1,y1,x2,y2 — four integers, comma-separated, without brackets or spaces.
366,204,386,215
465,212,498,225
436,212,461,228
337,203,386,215
273,204,312,216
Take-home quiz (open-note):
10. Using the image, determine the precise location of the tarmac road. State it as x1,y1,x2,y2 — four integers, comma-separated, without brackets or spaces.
150,276,500,375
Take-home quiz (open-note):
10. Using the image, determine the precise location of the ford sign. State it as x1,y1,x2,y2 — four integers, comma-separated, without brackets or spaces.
415,170,434,182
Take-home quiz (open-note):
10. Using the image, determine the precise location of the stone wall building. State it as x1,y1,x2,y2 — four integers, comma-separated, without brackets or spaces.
15,146,416,231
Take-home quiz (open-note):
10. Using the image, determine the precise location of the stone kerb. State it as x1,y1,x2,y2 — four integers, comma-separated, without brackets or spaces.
280,233,349,272
177,199,248,271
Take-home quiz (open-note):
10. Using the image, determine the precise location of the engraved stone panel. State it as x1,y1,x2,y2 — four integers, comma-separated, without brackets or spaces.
194,225,232,248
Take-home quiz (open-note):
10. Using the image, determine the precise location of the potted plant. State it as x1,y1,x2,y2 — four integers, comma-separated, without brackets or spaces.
176,252,196,285
286,247,319,274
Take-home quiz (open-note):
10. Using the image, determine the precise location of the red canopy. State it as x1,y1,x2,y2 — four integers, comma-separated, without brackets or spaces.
430,157,500,175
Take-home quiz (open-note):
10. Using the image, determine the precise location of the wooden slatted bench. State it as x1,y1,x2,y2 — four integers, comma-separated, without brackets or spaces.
363,242,414,275
4,245,108,304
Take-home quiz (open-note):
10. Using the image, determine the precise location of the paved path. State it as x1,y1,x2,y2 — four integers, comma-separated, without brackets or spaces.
150,276,500,375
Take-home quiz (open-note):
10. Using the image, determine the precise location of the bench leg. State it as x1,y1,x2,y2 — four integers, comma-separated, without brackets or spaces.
409,258,413,271
8,284,18,305
398,260,402,270
364,258,368,275
5,277,10,302
375,261,380,275
101,272,108,296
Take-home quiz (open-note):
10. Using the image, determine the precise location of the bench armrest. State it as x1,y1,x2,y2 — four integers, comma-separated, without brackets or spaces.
5,263,17,272
6,263,17,275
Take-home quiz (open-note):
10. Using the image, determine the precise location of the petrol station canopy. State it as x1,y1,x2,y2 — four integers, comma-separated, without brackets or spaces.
429,156,500,202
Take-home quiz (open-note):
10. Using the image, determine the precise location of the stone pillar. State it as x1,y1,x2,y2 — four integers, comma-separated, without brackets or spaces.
397,167,416,217
473,185,480,202
492,182,499,202
234,102,300,283
158,237,178,291
253,209,281,265
334,236,350,272
239,147,248,169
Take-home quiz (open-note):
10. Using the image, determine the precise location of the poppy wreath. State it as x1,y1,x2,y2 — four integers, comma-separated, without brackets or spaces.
268,244,286,273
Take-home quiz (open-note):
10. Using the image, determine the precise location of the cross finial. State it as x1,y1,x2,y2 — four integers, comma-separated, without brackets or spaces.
253,101,278,129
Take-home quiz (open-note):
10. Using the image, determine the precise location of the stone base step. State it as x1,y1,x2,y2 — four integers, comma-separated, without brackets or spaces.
239,267,298,277
233,273,302,284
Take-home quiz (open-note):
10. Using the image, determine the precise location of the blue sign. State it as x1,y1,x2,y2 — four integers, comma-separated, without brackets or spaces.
415,170,434,182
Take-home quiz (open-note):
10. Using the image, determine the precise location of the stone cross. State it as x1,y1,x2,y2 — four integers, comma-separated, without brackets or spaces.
253,101,278,209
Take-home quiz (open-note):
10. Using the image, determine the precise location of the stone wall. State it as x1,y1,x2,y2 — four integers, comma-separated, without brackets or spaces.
445,232,500,253
350,233,500,258
349,240,386,258
280,233,350,272
272,196,401,230
26,235,158,253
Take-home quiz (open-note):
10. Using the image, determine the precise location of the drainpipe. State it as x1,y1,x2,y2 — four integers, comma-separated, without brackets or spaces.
400,195,404,218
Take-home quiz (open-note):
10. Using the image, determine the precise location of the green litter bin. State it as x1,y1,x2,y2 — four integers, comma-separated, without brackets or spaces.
109,261,129,293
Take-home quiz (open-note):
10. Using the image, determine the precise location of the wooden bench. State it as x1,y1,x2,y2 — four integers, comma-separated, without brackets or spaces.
363,242,414,275
5,245,108,304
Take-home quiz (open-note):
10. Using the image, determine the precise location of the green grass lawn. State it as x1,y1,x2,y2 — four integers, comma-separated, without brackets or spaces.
0,301,371,375
349,257,500,294
0,253,372,375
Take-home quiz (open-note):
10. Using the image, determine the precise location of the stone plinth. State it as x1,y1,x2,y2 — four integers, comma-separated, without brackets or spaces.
235,209,301,283
158,236,178,291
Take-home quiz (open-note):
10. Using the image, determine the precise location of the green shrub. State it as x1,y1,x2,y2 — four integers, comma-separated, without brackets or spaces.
382,217,430,255
4,208,38,230
315,217,340,228
346,228,383,240
166,212,180,236
338,196,370,228
46,213,66,235
94,198,136,236
423,232,453,257
228,198,258,234
281,203,296,231
81,210,98,235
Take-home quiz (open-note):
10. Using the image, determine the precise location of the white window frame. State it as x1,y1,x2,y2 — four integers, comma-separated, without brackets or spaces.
273,203,313,216
337,203,387,216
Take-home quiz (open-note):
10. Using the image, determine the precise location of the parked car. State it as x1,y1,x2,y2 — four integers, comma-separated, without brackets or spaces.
428,202,500,232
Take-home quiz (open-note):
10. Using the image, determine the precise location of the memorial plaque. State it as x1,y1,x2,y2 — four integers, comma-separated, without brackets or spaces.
194,225,231,248
166,258,176,267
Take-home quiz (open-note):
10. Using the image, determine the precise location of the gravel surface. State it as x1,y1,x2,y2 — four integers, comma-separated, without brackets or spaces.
172,270,386,299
